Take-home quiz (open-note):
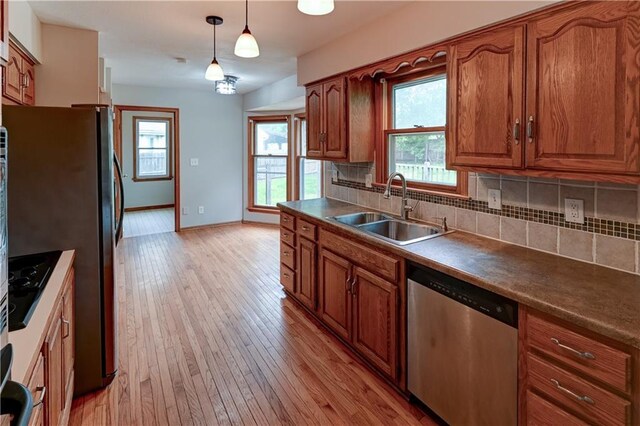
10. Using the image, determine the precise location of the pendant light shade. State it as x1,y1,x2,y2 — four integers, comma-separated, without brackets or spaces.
205,16,225,81
297,0,334,16
235,0,260,58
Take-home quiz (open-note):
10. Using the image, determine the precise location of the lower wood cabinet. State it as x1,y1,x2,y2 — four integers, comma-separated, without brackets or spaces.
318,248,352,341
45,313,63,426
26,353,45,426
296,237,316,310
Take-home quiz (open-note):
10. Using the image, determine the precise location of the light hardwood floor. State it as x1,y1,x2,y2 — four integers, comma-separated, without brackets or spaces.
123,208,174,238
69,224,432,425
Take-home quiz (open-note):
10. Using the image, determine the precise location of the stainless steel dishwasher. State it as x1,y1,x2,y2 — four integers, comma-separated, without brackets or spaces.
407,263,518,425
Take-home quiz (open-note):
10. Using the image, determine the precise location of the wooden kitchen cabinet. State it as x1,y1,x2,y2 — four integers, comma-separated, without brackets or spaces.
304,76,375,162
26,352,45,426
61,272,74,409
448,24,525,169
318,248,352,341
296,237,317,310
45,308,64,426
3,41,36,106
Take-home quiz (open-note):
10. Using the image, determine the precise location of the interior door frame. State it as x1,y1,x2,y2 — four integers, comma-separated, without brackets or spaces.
114,104,181,232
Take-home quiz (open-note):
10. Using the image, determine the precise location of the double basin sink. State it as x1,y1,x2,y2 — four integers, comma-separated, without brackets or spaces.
328,212,450,246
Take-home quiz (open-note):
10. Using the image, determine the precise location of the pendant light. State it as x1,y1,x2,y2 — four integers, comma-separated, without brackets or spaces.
297,0,334,16
205,16,225,81
234,0,260,58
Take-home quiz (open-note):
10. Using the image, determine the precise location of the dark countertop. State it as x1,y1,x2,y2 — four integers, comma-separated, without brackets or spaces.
279,198,640,349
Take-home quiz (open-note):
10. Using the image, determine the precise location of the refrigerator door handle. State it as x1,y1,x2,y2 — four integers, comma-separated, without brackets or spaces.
113,154,125,245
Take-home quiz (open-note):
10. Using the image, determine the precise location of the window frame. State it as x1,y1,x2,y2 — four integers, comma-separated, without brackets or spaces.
247,115,291,213
132,116,173,182
375,63,468,196
294,113,324,201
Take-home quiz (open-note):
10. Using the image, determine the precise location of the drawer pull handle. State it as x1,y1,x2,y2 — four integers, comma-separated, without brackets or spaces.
283,233,289,237
282,217,289,222
33,386,46,407
302,226,310,231
283,252,289,257
527,115,535,142
550,379,594,405
513,118,520,144
283,273,290,279
62,318,71,338
550,338,596,360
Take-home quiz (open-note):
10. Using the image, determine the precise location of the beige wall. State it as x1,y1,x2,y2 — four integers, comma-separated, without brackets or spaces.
297,1,556,84
36,24,99,107
8,1,42,62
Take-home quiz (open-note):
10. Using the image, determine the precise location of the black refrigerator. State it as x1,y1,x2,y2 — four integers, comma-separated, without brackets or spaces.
4,105,124,395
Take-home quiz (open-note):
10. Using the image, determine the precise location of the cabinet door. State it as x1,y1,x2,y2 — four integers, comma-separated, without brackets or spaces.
62,274,74,404
323,77,347,159
4,44,23,104
448,25,525,169
351,267,398,379
318,249,351,340
525,1,640,174
45,307,64,426
27,352,45,426
21,59,35,106
305,84,323,158
296,237,316,310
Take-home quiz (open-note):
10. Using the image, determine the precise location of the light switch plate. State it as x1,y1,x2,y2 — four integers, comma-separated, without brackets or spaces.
564,198,584,224
198,206,204,214
365,174,373,188
488,189,502,210
190,158,199,166
332,170,338,182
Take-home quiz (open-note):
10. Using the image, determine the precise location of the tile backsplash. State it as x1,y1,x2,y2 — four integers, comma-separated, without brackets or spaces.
324,162,640,275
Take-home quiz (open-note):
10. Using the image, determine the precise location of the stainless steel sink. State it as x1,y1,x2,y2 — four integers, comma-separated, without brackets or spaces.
359,220,446,245
329,212,391,226
329,211,450,245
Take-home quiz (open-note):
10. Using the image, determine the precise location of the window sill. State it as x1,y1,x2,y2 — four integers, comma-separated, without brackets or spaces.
247,206,280,215
371,182,470,200
133,176,173,182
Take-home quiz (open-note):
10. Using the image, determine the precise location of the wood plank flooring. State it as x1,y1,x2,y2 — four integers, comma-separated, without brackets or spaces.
69,224,432,425
123,208,174,238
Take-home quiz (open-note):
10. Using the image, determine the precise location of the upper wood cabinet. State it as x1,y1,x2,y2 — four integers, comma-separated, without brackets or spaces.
304,76,375,162
448,25,525,169
448,1,640,182
525,1,640,175
3,41,36,106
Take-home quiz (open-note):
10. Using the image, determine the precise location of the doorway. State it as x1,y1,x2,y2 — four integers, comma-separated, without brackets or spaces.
114,105,180,237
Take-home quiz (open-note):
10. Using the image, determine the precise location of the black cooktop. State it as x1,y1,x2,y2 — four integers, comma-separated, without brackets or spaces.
8,251,62,331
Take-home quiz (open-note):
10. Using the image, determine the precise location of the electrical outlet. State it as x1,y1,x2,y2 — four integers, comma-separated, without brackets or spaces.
182,207,190,215
564,198,584,224
190,158,199,166
365,174,373,188
488,189,502,210
198,206,204,214
332,170,338,182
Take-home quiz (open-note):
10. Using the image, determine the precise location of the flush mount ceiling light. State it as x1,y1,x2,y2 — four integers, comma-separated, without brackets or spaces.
215,75,239,95
234,0,260,58
297,0,334,16
205,15,225,81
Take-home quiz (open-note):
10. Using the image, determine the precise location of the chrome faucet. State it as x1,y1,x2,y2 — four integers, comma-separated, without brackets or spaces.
383,172,413,220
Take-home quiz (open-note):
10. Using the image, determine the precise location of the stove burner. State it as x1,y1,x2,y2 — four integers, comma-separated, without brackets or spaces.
7,303,15,315
11,277,37,289
8,272,14,281
21,267,38,278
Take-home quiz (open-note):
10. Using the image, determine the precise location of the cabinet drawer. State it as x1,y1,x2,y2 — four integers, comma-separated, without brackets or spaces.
527,312,631,393
280,264,295,293
280,227,296,247
280,212,296,231
298,219,317,241
280,241,296,270
528,353,630,426
526,390,587,426
319,229,399,282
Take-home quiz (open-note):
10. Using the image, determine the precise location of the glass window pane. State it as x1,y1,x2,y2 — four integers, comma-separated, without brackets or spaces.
138,121,168,148
388,131,456,187
254,157,287,207
138,149,167,176
299,158,321,200
393,75,446,129
300,119,308,155
254,121,288,155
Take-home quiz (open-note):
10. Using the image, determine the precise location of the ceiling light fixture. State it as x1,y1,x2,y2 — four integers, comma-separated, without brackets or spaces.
297,0,334,16
234,0,260,58
215,75,239,95
205,15,225,81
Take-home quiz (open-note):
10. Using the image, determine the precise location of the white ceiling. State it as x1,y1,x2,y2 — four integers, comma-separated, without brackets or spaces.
29,1,411,94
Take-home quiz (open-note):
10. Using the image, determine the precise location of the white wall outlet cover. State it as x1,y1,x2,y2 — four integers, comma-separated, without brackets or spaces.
564,198,585,224
365,174,373,188
190,158,199,166
332,170,338,182
488,189,502,210
198,206,204,214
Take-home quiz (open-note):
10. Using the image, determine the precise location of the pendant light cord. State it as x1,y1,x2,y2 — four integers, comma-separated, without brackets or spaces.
245,0,249,27
213,21,217,60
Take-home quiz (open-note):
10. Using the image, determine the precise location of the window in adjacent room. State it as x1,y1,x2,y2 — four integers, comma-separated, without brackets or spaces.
382,66,464,194
133,117,172,181
248,116,290,211
295,115,322,200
